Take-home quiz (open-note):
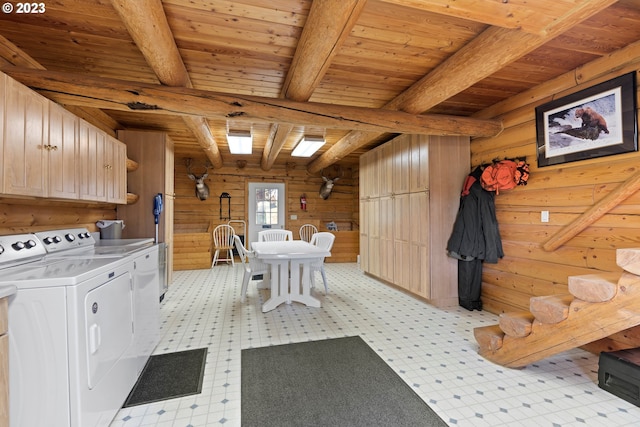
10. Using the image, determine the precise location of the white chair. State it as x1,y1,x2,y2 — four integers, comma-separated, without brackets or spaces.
298,224,318,243
212,224,235,267
258,229,293,242
309,232,335,294
234,235,269,302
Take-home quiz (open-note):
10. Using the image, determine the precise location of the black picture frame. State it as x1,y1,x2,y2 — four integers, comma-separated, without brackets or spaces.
535,72,637,167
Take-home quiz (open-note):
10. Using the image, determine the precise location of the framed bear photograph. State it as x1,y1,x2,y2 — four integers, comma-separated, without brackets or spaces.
535,72,637,167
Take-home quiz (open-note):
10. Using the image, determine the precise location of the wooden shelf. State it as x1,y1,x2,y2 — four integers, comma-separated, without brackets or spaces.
126,158,139,172
126,193,139,204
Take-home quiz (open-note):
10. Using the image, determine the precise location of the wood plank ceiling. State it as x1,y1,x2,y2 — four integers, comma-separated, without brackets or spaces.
1,0,639,173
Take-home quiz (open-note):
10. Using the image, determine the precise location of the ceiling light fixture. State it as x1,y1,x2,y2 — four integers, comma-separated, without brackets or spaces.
292,135,325,157
227,130,253,154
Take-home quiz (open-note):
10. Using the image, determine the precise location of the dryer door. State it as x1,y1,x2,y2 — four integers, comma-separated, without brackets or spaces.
84,271,134,389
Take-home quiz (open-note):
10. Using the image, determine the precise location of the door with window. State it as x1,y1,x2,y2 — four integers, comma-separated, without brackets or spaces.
247,182,286,245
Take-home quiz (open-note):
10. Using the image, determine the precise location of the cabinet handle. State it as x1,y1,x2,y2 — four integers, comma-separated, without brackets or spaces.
51,145,58,151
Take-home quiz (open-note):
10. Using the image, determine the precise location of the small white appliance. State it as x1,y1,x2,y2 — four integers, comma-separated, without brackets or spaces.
0,228,161,427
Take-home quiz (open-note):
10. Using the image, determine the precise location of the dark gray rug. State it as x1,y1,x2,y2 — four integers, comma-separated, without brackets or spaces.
123,348,207,407
241,336,447,426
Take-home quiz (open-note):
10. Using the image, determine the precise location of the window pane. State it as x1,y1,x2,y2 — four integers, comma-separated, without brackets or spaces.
255,188,278,226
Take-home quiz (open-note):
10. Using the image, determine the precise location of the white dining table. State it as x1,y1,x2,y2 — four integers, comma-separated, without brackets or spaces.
251,240,330,312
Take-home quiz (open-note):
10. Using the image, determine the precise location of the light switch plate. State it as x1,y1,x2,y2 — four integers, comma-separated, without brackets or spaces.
290,214,298,220
541,211,549,223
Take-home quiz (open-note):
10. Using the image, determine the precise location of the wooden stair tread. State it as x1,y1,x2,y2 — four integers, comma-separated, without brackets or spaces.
530,294,573,324
617,248,640,275
568,272,620,302
475,276,640,368
474,325,504,353
499,311,534,337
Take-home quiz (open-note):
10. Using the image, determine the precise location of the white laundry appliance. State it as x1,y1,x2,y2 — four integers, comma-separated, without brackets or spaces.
0,228,162,427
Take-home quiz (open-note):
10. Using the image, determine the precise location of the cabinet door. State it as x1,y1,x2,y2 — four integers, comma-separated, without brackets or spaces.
409,134,429,192
379,196,394,282
409,191,430,298
106,136,127,203
359,199,369,272
379,143,394,197
367,198,380,276
3,77,48,197
393,193,411,290
78,120,107,202
392,134,410,195
365,147,380,198
48,103,79,199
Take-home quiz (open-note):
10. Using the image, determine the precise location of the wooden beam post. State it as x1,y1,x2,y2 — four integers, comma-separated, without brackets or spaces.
542,169,640,252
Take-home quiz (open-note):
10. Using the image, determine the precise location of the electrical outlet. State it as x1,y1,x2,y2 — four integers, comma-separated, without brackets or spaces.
541,211,549,223
290,214,298,220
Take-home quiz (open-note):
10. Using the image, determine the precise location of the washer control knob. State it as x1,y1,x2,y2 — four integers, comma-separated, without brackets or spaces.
54,235,62,243
44,236,55,244
0,245,4,255
12,241,25,250
25,240,37,249
65,233,75,242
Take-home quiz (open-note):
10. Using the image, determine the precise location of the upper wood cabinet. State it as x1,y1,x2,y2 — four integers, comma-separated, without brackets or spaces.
106,135,127,204
392,134,410,195
409,134,429,192
1,71,126,203
3,75,49,197
48,102,80,199
359,146,380,199
78,120,107,202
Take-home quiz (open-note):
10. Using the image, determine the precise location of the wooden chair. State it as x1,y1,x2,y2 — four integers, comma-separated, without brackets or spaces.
233,235,269,302
257,229,293,242
211,224,235,267
309,232,336,294
298,224,318,242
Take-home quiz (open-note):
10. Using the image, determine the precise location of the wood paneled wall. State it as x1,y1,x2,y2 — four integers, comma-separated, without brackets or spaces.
471,42,640,350
173,155,359,269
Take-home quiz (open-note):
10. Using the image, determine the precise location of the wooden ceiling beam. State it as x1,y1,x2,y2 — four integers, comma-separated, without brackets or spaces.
0,67,502,137
110,0,223,168
378,0,617,36
261,0,366,171
307,0,616,173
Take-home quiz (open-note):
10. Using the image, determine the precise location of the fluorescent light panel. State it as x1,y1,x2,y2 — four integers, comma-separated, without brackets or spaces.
227,130,252,154
292,135,325,157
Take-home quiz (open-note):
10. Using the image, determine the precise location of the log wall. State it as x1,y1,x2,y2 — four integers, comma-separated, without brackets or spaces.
0,197,116,235
471,41,640,351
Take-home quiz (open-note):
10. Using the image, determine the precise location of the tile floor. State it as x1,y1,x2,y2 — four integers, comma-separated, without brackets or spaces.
110,263,640,427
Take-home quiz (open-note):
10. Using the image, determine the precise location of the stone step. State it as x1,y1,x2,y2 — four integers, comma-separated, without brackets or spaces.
617,248,640,276
568,272,620,302
499,311,535,337
529,294,573,324
474,324,504,353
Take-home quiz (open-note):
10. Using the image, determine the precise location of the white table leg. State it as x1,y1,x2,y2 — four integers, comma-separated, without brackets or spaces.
289,259,321,308
261,260,289,312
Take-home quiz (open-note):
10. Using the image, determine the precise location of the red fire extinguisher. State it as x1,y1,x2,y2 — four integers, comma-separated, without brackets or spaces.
300,194,307,210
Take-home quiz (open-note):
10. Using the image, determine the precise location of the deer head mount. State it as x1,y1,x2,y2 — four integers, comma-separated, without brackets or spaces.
319,166,344,200
186,158,210,201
